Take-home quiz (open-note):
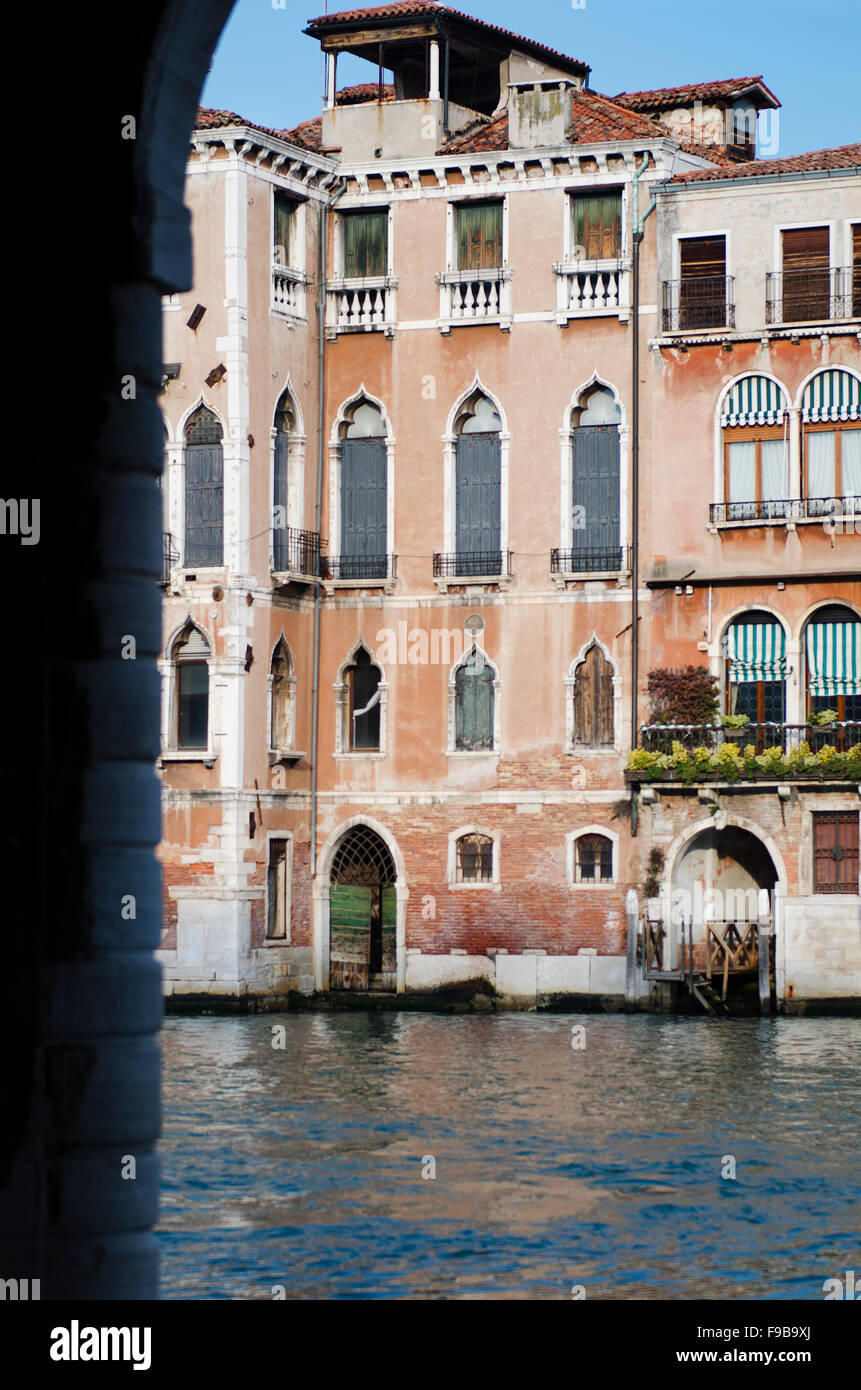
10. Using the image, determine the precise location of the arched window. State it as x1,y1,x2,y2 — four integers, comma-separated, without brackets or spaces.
455,648,495,751
346,646,382,751
572,642,614,748
270,638,295,752
801,370,861,516
172,623,210,750
455,390,502,575
339,399,388,579
329,824,397,991
184,405,223,566
724,611,787,730
456,833,493,883
272,390,295,572
574,833,614,884
803,604,861,725
720,376,789,521
571,385,622,571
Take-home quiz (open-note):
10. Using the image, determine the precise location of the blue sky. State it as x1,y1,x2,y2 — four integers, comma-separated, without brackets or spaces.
202,0,859,158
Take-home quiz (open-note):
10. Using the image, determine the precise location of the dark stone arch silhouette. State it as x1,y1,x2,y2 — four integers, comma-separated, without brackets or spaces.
1,0,235,1299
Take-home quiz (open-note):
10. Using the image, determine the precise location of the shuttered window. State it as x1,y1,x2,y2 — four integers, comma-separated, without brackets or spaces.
456,201,503,271
573,643,614,748
455,432,501,562
341,437,387,564
456,834,493,883
679,235,727,330
266,838,290,940
572,425,620,560
270,640,293,750
273,193,296,267
571,191,621,260
455,657,494,751
343,210,388,278
853,224,861,316
184,406,223,567
782,226,830,322
812,812,859,894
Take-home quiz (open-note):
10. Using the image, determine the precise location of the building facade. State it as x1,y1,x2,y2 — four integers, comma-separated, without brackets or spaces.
156,2,861,1012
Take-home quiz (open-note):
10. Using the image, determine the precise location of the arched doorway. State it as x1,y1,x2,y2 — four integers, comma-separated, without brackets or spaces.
329,826,397,992
672,824,779,995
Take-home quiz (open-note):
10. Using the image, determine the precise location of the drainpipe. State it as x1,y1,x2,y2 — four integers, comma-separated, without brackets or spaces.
630,155,658,838
310,177,347,879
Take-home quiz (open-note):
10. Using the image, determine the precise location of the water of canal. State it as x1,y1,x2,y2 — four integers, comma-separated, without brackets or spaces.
158,1012,860,1299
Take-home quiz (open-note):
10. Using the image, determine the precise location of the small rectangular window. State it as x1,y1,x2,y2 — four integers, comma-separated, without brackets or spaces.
273,193,297,267
456,200,503,271
343,209,388,278
571,191,621,260
852,224,860,316
456,834,493,883
267,838,291,940
812,812,859,894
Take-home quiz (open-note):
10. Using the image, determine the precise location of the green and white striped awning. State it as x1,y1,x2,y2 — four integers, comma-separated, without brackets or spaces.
721,375,788,427
726,622,787,683
801,369,861,423
806,621,861,697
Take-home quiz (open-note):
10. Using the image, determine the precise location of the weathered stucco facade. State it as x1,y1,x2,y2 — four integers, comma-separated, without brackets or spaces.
156,3,861,1013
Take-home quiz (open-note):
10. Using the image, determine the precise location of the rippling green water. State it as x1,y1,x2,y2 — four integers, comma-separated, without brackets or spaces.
158,1012,860,1299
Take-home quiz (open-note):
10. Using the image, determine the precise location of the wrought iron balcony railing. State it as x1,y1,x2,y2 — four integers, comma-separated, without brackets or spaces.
662,275,735,333
765,266,855,325
432,550,512,579
640,722,861,758
272,526,320,577
709,496,860,524
551,546,630,574
321,553,396,582
161,531,179,586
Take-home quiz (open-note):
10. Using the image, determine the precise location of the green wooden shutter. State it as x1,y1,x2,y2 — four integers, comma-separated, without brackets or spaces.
344,210,387,278
457,202,502,270
573,192,621,259
456,662,494,750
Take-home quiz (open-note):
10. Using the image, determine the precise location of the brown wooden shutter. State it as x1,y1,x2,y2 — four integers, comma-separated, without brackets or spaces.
782,226,829,269
574,648,595,745
595,647,614,745
853,225,861,316
680,235,726,278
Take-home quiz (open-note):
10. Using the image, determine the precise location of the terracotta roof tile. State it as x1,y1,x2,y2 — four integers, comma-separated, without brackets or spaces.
671,142,861,182
615,76,780,109
568,89,666,143
306,3,589,77
676,139,738,168
437,88,667,154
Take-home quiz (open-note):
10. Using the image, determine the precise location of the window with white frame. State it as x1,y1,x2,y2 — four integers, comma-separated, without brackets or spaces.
170,622,210,751
719,376,790,522
272,190,306,317
448,826,499,887
568,828,616,886
270,638,296,752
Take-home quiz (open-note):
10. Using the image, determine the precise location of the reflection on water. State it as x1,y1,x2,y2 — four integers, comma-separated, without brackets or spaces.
158,1013,860,1300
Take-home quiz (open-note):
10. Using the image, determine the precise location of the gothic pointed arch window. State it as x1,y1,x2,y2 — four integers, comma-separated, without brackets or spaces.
269,637,296,752
571,384,622,572
454,647,496,751
339,399,388,579
454,390,502,575
171,622,210,750
344,645,382,752
571,642,615,749
184,404,223,566
272,390,295,572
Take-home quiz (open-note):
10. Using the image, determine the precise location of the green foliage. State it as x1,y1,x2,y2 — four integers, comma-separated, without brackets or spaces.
808,709,838,727
627,740,861,782
720,713,750,729
643,847,665,899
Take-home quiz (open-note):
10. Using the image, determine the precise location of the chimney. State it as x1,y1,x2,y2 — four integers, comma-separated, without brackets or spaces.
508,80,575,149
